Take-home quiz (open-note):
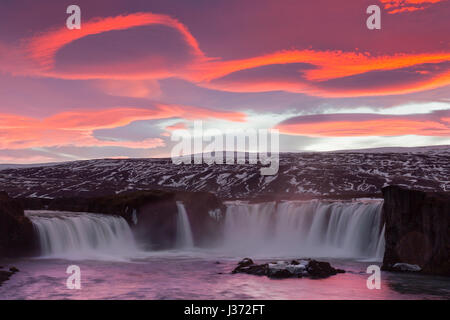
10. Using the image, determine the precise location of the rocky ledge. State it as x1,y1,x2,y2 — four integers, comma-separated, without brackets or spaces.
0,192,35,257
382,186,450,276
0,266,19,286
382,263,422,273
232,258,345,279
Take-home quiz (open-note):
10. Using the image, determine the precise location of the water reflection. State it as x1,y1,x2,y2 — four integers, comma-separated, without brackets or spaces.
0,256,448,300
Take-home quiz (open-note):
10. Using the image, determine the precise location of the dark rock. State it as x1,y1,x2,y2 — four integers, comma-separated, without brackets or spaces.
0,266,19,286
132,192,179,250
133,191,224,249
382,263,421,273
0,270,14,286
306,260,343,279
237,258,254,268
232,258,269,276
382,186,450,276
247,264,270,276
238,264,269,276
232,258,344,279
174,192,224,247
268,269,293,279
0,192,35,257
9,267,19,273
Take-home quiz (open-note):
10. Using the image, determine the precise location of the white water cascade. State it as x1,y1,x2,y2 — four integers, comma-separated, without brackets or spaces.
175,202,194,248
222,200,385,260
26,210,139,259
25,200,384,261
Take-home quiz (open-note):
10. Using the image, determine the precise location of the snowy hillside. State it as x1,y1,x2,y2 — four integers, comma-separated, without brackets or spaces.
0,148,449,199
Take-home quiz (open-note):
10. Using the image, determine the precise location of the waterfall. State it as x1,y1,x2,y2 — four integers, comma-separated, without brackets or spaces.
222,200,385,260
26,210,139,259
132,208,138,225
25,200,385,260
175,202,194,248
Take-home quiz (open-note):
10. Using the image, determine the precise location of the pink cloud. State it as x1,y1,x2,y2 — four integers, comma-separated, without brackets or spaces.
195,50,450,97
276,112,450,137
27,12,205,70
165,122,188,131
93,80,162,98
0,10,444,98
0,105,246,149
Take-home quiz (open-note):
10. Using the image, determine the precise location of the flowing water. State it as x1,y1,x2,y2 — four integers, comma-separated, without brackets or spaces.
25,211,140,260
176,201,195,248
222,200,385,259
1,200,449,300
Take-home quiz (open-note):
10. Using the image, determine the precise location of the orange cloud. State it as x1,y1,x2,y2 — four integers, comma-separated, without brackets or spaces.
12,11,449,98
276,113,450,137
27,12,205,70
165,122,188,131
0,112,165,149
195,50,450,82
194,50,450,97
0,105,246,149
380,0,446,13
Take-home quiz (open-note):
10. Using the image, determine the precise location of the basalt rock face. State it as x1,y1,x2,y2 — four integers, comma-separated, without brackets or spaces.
0,192,35,257
112,191,223,249
382,186,450,276
175,191,224,247
117,190,222,250
17,190,224,250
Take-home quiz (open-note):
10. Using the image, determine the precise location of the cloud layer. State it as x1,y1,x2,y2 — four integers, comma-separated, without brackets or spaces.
277,110,450,137
0,0,448,162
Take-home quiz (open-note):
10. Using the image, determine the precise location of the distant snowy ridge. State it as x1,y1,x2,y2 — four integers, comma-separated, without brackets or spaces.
329,145,450,154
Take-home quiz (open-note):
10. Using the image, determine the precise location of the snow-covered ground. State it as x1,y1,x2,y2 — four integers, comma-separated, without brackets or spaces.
0,147,449,199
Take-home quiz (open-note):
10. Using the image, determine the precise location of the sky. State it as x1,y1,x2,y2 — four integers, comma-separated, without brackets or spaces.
0,0,449,163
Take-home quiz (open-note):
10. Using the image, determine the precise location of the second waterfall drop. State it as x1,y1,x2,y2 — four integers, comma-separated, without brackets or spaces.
176,201,194,248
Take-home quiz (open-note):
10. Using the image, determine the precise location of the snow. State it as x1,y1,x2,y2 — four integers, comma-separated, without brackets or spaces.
0,149,448,199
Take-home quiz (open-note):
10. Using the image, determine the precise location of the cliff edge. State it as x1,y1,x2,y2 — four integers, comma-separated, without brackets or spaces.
382,186,449,276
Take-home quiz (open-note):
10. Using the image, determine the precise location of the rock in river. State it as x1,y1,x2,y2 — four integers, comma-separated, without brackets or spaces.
232,258,345,279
